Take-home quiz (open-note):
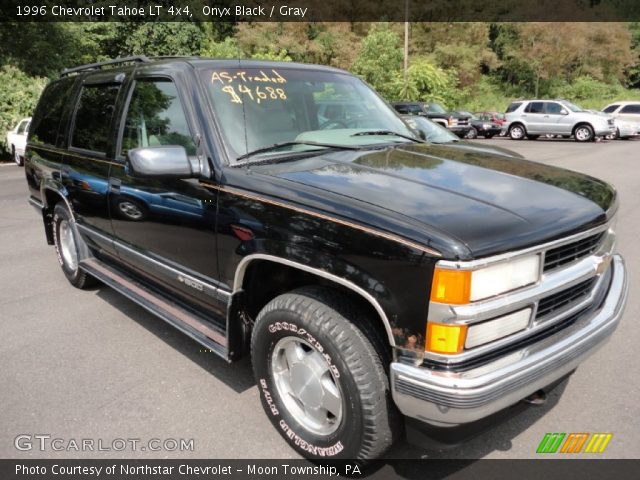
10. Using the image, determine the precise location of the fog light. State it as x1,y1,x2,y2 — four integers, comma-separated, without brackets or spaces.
426,323,467,354
465,308,531,349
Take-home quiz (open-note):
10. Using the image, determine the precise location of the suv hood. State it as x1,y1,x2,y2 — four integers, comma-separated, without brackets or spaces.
253,144,615,258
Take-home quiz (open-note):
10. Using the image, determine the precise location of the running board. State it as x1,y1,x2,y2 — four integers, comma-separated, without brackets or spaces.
80,257,229,360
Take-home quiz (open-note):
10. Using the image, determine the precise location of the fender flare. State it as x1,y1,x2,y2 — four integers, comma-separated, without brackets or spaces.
233,253,396,346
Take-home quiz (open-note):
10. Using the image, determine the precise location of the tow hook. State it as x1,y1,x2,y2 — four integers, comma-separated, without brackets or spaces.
522,389,547,406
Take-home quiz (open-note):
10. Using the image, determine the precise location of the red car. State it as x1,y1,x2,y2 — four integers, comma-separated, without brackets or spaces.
474,111,506,126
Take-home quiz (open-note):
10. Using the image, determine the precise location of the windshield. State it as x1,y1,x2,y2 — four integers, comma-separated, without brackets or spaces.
200,66,416,161
425,103,447,114
403,116,458,143
563,101,584,112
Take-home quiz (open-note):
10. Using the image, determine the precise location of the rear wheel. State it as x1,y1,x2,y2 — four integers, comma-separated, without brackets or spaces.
251,286,399,460
574,124,594,142
53,203,96,289
484,132,495,139
509,124,526,140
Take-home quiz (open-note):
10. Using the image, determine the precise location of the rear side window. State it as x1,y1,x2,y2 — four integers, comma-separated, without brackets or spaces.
525,102,545,114
620,104,640,114
603,104,619,114
120,79,195,156
30,79,75,146
505,102,521,113
71,84,120,153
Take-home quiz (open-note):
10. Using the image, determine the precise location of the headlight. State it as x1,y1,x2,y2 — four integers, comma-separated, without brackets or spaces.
430,254,541,305
482,123,492,129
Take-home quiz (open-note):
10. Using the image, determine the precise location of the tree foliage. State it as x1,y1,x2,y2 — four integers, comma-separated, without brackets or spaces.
351,24,404,99
0,65,46,150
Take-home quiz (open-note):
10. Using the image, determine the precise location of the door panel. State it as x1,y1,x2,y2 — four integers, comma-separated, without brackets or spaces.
62,82,121,256
109,77,224,316
541,102,572,135
523,102,545,133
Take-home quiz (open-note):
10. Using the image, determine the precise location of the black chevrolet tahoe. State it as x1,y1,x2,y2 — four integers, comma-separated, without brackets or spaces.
25,57,628,460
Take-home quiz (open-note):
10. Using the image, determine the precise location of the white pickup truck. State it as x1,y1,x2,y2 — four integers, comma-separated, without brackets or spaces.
6,117,31,166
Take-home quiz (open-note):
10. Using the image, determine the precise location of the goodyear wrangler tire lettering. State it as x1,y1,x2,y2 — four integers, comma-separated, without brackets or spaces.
251,286,400,460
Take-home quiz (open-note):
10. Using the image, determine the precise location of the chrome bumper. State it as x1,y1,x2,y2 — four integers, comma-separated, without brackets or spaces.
391,255,628,426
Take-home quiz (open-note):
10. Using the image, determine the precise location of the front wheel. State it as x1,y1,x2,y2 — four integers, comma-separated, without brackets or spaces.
574,125,594,142
465,127,478,139
251,287,399,460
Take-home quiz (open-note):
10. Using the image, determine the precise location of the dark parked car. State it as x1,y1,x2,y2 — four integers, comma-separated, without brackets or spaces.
25,57,627,460
392,101,472,138
401,115,523,157
458,111,502,139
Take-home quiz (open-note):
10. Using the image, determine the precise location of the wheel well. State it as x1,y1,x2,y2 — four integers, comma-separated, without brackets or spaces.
238,259,392,352
42,189,69,244
509,122,525,131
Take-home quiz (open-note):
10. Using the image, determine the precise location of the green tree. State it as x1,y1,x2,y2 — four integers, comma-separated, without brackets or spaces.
351,24,403,99
0,65,46,153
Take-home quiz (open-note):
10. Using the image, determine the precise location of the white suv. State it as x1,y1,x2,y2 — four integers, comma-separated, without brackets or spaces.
602,102,640,139
503,100,615,142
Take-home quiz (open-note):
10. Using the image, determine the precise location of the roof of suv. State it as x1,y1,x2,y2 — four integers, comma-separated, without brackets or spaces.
60,56,350,78
603,101,640,106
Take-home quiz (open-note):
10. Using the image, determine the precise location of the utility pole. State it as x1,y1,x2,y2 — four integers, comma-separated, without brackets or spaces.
403,0,409,89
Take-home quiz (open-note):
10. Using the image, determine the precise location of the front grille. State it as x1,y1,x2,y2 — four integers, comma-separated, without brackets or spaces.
543,232,604,272
457,119,469,126
536,277,596,320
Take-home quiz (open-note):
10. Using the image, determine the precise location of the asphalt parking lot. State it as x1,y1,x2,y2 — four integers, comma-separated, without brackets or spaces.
0,137,638,462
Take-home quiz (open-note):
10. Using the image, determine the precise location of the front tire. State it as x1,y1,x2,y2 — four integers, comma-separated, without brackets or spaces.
465,127,478,139
53,203,96,289
574,124,594,142
251,287,399,460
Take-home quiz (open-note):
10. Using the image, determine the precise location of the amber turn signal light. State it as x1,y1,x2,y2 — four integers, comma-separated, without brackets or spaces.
426,323,467,354
430,267,471,305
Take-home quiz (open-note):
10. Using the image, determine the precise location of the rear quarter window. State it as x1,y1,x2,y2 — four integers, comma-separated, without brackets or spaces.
30,79,76,146
505,102,522,113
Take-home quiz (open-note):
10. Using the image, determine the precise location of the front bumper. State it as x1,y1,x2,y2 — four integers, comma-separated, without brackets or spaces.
595,125,616,136
390,254,627,426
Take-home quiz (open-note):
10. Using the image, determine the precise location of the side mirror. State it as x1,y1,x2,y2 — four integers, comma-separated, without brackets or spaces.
126,146,199,178
560,109,569,115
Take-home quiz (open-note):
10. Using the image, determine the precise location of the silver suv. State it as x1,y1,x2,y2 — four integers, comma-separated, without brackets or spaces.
503,99,615,142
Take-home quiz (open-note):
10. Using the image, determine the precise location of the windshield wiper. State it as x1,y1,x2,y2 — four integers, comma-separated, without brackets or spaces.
350,130,424,143
236,141,362,161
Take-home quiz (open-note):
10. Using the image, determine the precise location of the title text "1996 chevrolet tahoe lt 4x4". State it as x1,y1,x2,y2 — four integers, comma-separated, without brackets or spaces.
25,57,628,460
